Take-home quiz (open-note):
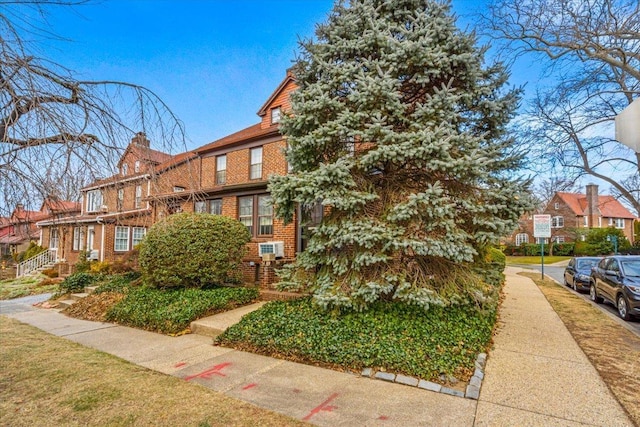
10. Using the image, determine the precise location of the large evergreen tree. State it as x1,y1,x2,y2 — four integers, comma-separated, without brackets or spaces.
270,0,531,311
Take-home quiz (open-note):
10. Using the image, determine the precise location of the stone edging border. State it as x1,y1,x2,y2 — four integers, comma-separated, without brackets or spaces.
357,352,487,400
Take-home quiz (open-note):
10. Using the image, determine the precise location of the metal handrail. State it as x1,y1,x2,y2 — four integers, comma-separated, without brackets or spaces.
16,248,58,278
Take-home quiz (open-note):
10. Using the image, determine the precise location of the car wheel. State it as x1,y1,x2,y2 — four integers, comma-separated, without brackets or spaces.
617,295,631,321
590,284,603,304
564,277,570,287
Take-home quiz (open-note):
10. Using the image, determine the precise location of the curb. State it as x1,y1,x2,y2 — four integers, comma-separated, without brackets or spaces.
358,352,487,400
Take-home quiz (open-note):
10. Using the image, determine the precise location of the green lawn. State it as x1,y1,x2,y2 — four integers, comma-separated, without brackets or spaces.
506,255,571,265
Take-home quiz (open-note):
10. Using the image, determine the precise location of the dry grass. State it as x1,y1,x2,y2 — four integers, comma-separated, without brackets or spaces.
520,272,640,426
0,316,306,427
0,275,59,300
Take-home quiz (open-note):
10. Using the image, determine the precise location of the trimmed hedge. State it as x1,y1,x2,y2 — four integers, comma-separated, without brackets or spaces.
139,213,251,289
106,286,259,334
217,298,497,381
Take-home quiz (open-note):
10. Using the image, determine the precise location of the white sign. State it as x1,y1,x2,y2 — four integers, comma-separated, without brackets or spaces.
533,214,551,238
615,98,640,152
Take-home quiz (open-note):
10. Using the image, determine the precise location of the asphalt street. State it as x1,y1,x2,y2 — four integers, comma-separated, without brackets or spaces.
518,264,640,337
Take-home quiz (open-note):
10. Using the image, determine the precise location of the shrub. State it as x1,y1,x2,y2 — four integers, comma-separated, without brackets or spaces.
58,272,99,294
552,242,574,256
89,261,112,274
41,268,59,278
14,242,46,263
74,251,91,273
106,286,259,334
139,213,251,289
93,275,136,295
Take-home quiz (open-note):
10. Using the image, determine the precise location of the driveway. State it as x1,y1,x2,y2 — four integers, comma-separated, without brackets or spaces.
516,264,640,337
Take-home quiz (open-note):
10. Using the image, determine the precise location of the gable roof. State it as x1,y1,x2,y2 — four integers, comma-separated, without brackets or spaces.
196,123,280,154
257,69,296,117
555,192,635,219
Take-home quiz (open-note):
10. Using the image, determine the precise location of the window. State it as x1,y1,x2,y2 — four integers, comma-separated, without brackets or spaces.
86,190,103,213
194,201,207,213
583,216,588,227
114,226,130,252
536,237,548,244
551,216,564,228
209,199,222,215
132,227,146,247
135,185,142,208
271,107,281,124
250,147,263,179
195,199,222,214
216,155,227,184
554,202,559,210
615,218,625,229
515,233,528,246
258,195,273,235
122,164,128,176
238,196,253,234
134,160,140,173
49,228,59,249
238,195,272,237
553,236,565,243
72,227,85,251
117,188,124,211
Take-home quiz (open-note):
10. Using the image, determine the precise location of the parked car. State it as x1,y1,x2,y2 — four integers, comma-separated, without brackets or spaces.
564,257,602,292
589,255,640,320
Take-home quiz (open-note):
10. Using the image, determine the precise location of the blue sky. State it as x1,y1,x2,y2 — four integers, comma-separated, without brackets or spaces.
30,0,532,150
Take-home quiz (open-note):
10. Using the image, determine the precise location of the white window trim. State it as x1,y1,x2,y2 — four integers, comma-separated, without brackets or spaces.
615,218,625,229
86,190,103,213
271,106,281,124
551,216,564,228
515,233,528,246
250,147,263,180
132,227,146,247
114,226,130,252
135,185,142,209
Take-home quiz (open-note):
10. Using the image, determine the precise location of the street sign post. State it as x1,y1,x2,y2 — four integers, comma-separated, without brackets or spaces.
533,215,552,280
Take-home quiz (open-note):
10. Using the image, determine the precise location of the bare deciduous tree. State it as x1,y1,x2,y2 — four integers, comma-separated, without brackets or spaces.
482,0,640,215
0,0,187,215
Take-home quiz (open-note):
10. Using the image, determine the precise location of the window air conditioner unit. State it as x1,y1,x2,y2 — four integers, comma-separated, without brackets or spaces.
258,241,284,258
100,205,108,212
86,250,99,261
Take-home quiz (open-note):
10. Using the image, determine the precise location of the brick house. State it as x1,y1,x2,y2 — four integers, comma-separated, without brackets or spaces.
1,199,80,259
37,133,198,270
148,70,300,286
35,70,302,286
511,184,636,246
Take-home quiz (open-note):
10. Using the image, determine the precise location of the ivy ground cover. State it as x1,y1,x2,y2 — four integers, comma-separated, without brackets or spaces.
216,298,497,383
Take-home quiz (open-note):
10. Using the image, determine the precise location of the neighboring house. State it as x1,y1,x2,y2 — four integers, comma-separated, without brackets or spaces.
34,70,307,286
37,132,198,269
510,184,636,246
0,199,80,259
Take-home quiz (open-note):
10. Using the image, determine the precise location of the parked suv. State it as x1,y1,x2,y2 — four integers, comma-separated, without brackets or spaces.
590,255,640,321
564,257,602,292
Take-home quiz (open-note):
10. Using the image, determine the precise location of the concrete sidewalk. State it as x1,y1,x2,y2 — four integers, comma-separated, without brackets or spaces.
0,268,633,426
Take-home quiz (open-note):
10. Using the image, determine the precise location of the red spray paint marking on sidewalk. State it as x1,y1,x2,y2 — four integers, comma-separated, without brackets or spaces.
242,383,257,391
174,362,187,368
184,362,231,381
302,393,339,421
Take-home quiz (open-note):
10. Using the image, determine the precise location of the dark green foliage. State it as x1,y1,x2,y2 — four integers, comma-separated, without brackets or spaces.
14,242,46,263
74,250,91,273
217,298,497,381
269,0,532,310
93,275,137,295
553,243,575,256
58,272,99,294
106,286,259,335
139,213,251,289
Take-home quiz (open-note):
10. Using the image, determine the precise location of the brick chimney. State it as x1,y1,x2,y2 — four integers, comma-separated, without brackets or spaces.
131,132,150,148
585,184,599,228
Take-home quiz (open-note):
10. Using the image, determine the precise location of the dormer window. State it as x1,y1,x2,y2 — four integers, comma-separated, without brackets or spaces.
122,164,128,176
271,107,281,124
134,160,140,173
